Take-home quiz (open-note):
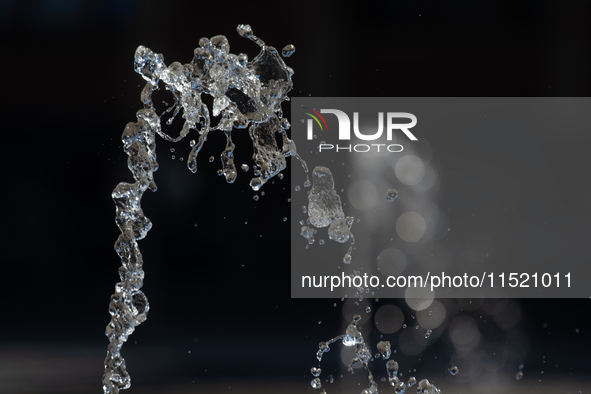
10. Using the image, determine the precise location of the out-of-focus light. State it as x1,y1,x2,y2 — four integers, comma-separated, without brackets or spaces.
374,304,404,334
405,286,434,311
348,180,379,211
417,300,447,329
449,316,480,350
492,300,521,330
396,211,426,242
395,155,425,185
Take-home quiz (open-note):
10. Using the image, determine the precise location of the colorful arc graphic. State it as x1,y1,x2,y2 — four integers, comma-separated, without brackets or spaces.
302,106,329,131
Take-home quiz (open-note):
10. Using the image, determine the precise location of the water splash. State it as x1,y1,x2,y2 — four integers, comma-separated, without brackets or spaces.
103,110,158,393
301,225,317,244
313,315,377,393
302,166,355,263
133,24,302,189
104,24,300,394
308,167,348,230
312,314,442,394
108,23,441,394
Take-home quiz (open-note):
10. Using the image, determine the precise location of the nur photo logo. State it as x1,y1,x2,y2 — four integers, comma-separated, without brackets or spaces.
302,106,418,153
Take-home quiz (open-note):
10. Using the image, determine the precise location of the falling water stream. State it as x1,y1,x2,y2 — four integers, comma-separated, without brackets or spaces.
104,24,434,394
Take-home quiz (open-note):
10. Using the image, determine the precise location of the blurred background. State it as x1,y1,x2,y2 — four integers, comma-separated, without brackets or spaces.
1,0,591,393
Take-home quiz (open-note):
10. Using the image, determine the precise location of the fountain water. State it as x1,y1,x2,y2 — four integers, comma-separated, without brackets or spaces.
105,23,435,394
103,24,302,393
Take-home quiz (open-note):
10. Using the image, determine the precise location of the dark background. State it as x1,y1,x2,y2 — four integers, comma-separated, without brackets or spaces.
2,0,591,393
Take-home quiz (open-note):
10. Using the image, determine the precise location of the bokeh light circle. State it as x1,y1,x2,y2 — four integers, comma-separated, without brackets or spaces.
348,180,379,211
395,155,425,185
374,304,405,334
449,316,480,350
396,212,426,242
416,301,446,329
405,286,434,311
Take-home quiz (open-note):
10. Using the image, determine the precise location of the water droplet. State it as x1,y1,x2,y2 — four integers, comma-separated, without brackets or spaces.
386,189,398,202
516,371,523,380
170,148,175,153
278,173,284,179
519,363,524,370
575,328,580,333
311,378,322,389
407,377,416,387
171,155,176,160
393,381,406,393
280,118,290,130
319,239,325,245
241,164,249,172
425,329,432,338
402,324,407,329
282,44,296,57
283,217,287,222
377,341,391,359
209,156,214,162
300,225,317,244
386,360,399,377
366,306,371,313
189,139,196,147
449,365,459,375
295,185,301,191
236,24,253,37
253,195,259,201
311,367,321,376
